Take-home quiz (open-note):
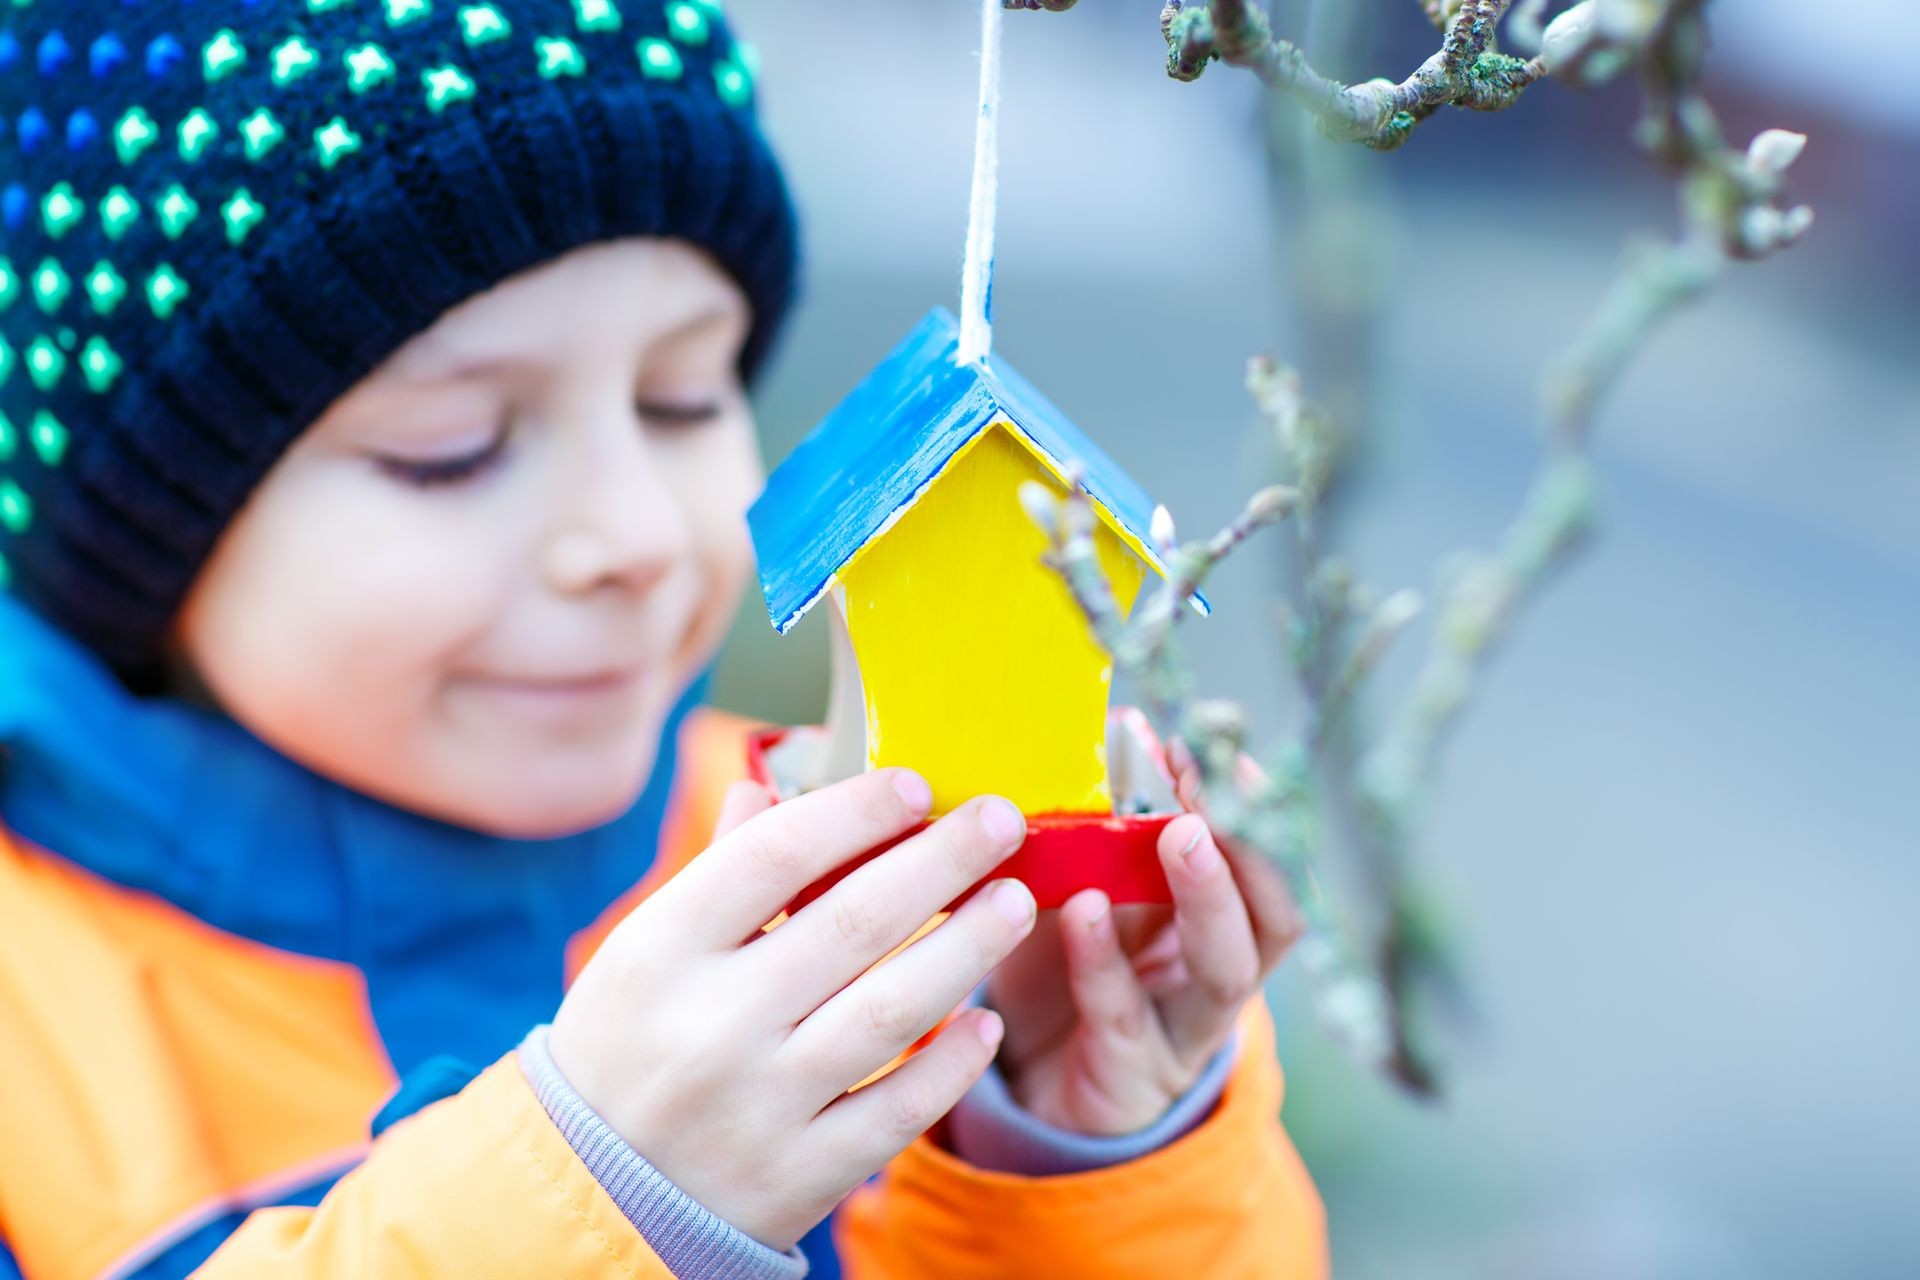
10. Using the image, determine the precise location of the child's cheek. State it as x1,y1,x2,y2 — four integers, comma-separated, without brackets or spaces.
179,449,518,799
293,465,513,673
681,423,762,643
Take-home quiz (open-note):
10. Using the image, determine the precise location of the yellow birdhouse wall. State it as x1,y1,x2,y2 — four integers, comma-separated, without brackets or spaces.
836,418,1148,816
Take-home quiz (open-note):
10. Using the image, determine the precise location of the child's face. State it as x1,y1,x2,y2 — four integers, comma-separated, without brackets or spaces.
171,239,762,839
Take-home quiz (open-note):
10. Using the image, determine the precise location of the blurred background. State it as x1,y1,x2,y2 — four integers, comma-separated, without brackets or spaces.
713,2,1919,1275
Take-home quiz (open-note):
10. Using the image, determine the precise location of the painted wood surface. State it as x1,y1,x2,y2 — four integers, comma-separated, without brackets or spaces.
747,307,1207,637
746,721,1180,911
837,419,1146,814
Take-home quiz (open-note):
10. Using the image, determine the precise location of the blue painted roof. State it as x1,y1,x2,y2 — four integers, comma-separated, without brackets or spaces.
748,307,1210,633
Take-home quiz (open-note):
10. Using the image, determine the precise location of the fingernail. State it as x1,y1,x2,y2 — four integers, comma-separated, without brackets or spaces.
980,797,1025,847
990,878,1034,926
975,1008,1004,1051
1085,898,1111,937
1179,822,1221,875
891,769,932,813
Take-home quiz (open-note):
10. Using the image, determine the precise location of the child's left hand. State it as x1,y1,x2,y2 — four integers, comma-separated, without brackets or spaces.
982,812,1305,1136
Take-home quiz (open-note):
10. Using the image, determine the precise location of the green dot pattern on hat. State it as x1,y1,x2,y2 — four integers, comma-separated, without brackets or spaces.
0,0,775,622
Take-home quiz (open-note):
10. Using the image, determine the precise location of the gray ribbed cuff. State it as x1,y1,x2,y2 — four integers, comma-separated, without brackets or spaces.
944,979,1239,1176
516,1025,809,1280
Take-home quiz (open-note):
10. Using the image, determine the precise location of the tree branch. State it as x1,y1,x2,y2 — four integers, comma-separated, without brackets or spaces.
1013,0,1814,1095
1157,0,1543,150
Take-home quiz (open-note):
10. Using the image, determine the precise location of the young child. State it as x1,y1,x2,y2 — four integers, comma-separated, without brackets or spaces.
0,2,1328,1277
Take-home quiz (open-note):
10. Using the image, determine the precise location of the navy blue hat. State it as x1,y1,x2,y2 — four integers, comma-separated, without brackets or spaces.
0,0,799,683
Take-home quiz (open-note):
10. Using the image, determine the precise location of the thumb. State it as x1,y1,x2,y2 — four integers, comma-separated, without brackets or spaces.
711,778,775,843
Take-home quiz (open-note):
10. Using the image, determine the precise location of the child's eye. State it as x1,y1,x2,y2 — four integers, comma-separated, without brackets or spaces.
636,399,723,428
373,430,509,488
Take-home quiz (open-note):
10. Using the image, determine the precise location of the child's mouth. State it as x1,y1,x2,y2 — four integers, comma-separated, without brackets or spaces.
455,668,646,721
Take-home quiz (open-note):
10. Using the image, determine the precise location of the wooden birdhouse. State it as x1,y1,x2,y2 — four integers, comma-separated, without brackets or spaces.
747,308,1204,911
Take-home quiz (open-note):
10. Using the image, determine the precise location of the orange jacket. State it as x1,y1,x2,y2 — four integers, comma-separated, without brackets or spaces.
0,704,1327,1279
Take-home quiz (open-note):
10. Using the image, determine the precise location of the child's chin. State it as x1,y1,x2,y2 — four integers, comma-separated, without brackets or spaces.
463,755,659,841
447,780,631,840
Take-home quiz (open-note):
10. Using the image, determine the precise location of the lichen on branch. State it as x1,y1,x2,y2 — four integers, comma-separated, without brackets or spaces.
1011,0,1813,1095
1155,0,1544,150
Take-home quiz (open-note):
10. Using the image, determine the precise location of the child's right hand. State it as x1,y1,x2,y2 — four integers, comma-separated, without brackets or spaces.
547,768,1036,1253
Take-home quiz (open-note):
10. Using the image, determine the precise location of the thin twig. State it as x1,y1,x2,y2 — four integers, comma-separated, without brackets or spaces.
1013,0,1812,1094
1158,0,1542,150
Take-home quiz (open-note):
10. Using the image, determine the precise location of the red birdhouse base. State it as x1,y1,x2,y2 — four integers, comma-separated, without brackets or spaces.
748,707,1183,918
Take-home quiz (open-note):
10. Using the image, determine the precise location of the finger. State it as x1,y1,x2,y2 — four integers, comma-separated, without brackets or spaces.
1190,747,1303,976
1139,956,1192,999
1110,903,1175,959
1153,815,1262,1061
1167,738,1204,811
668,767,936,950
711,779,774,843
1211,828,1308,974
706,781,787,942
806,1005,1004,1170
1128,923,1187,995
985,910,1073,1066
1060,888,1171,1064
753,795,1028,1018
780,876,1035,1109
1129,922,1184,973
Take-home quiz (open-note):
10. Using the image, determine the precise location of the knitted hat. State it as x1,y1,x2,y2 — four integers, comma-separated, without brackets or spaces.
0,0,798,685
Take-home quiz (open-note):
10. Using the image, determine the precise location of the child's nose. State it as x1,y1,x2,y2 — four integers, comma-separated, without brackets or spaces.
540,418,694,598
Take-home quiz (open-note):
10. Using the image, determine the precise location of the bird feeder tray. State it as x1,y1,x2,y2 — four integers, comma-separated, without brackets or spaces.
753,705,1182,917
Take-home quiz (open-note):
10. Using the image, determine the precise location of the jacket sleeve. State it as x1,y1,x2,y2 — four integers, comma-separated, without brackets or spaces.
943,977,1240,1176
834,996,1329,1280
193,1051,746,1279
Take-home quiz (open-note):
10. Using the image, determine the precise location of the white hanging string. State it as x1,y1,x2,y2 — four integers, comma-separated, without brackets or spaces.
956,0,1003,366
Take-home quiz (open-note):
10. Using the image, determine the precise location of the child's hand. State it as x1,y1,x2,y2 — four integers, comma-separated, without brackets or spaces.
547,769,1035,1253
983,812,1305,1136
